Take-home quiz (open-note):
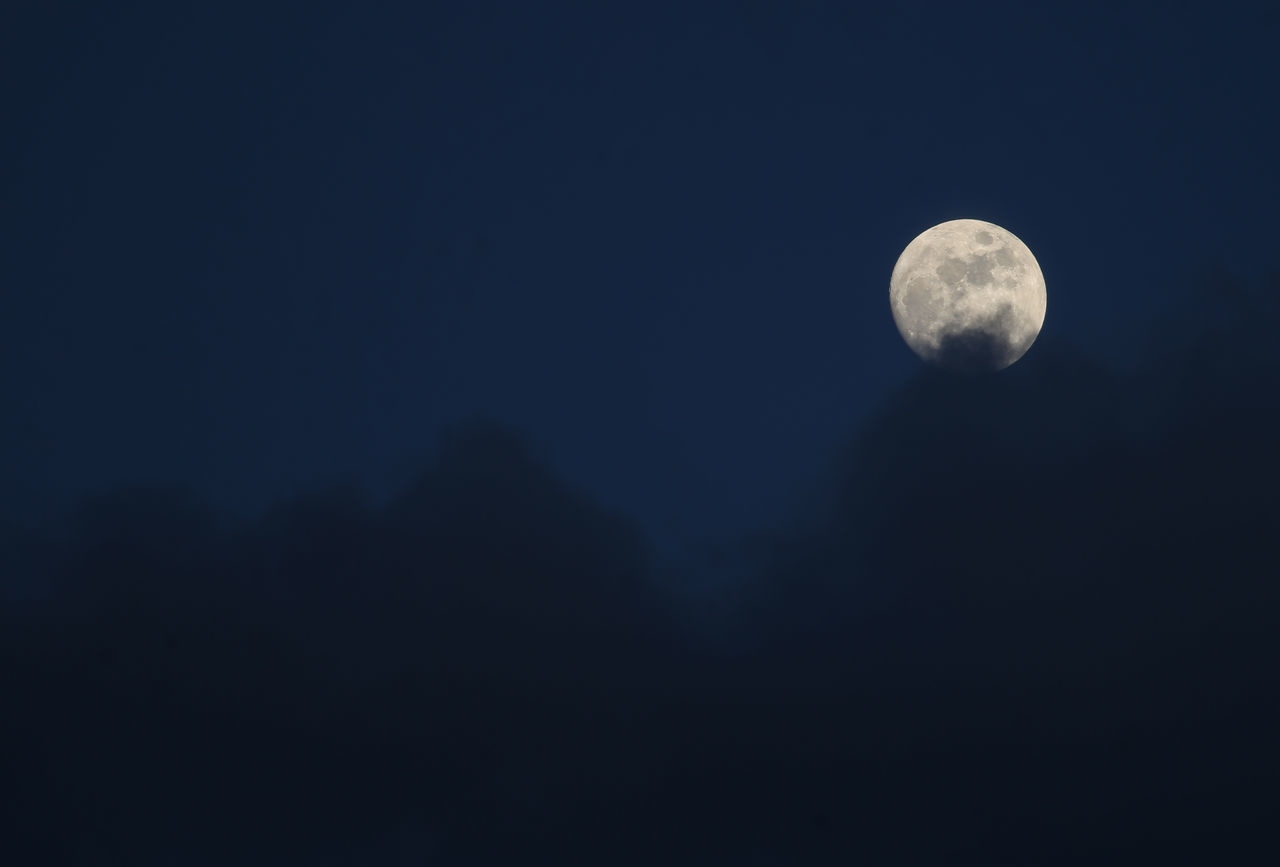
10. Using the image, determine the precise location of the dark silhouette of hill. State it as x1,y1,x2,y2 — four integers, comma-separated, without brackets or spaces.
2,276,1278,864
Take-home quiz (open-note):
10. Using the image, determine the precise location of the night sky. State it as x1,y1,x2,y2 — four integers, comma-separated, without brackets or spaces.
3,1,1279,864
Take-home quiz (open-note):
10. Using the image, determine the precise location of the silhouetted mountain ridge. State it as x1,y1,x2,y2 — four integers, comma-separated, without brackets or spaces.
2,277,1278,863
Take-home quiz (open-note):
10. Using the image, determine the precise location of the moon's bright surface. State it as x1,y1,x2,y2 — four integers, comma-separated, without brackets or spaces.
889,219,1047,371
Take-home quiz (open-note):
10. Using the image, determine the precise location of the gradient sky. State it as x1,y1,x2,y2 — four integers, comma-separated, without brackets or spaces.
5,4,1280,863
4,0,1276,548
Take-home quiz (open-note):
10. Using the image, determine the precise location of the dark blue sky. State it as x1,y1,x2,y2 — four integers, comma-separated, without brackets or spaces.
4,0,1276,547
5,4,1280,862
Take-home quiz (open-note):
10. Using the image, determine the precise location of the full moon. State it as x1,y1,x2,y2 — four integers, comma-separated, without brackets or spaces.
889,219,1047,371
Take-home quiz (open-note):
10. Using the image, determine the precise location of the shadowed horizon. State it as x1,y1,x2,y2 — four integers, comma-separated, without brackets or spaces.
3,271,1278,863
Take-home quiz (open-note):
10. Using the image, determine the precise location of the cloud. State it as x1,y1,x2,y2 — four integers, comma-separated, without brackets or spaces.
2,274,1278,863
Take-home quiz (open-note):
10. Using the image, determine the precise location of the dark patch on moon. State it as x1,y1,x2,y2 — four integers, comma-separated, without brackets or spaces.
965,253,994,286
902,283,937,322
936,253,995,289
935,258,966,285
928,303,1022,373
974,230,993,244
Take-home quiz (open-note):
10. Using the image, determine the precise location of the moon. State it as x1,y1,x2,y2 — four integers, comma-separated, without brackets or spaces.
889,219,1047,372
